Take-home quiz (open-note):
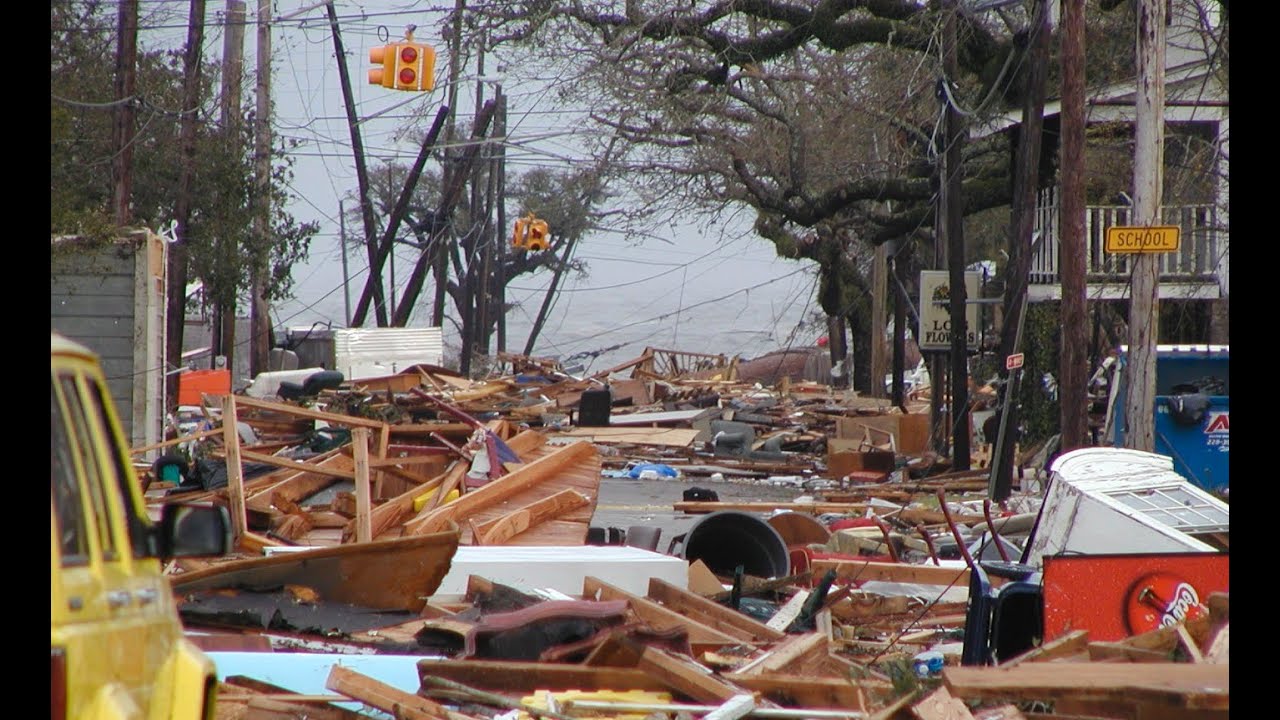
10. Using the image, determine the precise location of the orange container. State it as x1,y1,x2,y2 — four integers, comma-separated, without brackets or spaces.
177,369,231,406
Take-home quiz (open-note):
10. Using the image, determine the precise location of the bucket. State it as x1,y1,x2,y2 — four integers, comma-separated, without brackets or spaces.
678,511,790,578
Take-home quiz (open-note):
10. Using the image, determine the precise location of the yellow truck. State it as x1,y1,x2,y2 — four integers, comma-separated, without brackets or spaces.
51,333,231,720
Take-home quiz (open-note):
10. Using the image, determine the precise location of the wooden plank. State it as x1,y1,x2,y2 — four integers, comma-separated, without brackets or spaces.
223,676,366,720
582,577,741,645
646,578,786,643
232,395,386,428
1086,643,1172,663
1002,630,1091,667
725,673,876,711
911,686,976,720
375,423,391,498
222,395,248,543
410,440,598,536
812,559,969,587
735,632,828,676
361,467,452,541
245,450,348,508
416,659,671,696
234,449,357,479
764,590,810,632
553,427,701,447
353,427,372,543
943,664,1229,711
473,489,591,545
325,664,451,720
638,646,743,704
130,426,223,456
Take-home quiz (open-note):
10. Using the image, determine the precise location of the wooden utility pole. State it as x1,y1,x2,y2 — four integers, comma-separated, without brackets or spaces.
870,244,888,398
167,0,207,408
396,102,497,327
891,243,907,408
340,200,351,326
111,0,138,226
350,107,450,326
214,0,246,373
433,0,467,329
1059,0,1089,451
460,41,488,375
1124,0,1167,452
495,88,509,353
991,0,1051,501
941,0,969,469
327,0,389,327
249,0,273,376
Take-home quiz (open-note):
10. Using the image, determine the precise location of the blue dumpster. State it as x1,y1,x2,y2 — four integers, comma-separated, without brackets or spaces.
1109,345,1228,493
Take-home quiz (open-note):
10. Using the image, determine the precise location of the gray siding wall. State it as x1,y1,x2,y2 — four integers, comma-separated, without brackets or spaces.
51,246,138,440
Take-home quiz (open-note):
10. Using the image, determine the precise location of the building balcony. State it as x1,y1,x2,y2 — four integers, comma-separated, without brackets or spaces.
1028,188,1226,301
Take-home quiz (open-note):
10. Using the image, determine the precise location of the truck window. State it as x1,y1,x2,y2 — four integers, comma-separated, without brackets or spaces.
51,379,89,566
57,373,119,562
87,377,154,556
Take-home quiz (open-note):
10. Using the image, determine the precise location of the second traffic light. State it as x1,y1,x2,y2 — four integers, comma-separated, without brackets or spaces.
369,39,436,92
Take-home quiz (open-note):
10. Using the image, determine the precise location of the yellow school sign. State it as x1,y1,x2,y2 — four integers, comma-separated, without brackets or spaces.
1105,225,1181,253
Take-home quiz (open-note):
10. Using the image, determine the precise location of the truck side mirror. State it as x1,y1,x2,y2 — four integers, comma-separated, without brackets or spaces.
158,503,232,558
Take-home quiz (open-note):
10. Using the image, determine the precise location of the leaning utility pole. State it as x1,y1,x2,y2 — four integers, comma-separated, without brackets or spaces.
167,0,207,408
111,0,138,225
249,0,273,376
327,0,390,327
941,0,969,470
1124,0,1166,452
214,0,246,372
1059,0,1089,451
991,0,1051,501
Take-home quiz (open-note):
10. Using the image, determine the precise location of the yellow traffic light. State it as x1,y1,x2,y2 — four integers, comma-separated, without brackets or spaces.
393,41,436,91
368,44,394,88
513,214,550,252
526,219,549,251
369,31,436,92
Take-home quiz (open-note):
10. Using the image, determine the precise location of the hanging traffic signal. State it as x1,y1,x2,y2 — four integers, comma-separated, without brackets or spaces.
512,214,550,252
368,30,435,92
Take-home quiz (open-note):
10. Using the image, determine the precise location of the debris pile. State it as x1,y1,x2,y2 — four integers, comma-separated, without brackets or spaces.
132,346,1227,720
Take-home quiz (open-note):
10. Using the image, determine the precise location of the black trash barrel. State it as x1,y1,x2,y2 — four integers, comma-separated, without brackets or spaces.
680,511,790,578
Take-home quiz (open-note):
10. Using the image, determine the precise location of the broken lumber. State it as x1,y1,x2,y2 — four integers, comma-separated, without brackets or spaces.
942,663,1229,711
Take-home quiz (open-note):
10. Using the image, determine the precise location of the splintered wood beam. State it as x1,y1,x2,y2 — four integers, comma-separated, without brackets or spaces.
361,467,452,541
325,664,454,720
646,578,786,643
582,577,742,645
221,395,248,543
473,489,590,545
130,426,223,456
911,685,976,720
1001,630,1091,668
353,427,372,543
235,449,358,479
734,633,830,677
723,673,876,712
416,660,669,695
810,559,970,587
943,663,1230,710
245,449,347,508
410,441,597,535
638,646,744,704
231,395,386,428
